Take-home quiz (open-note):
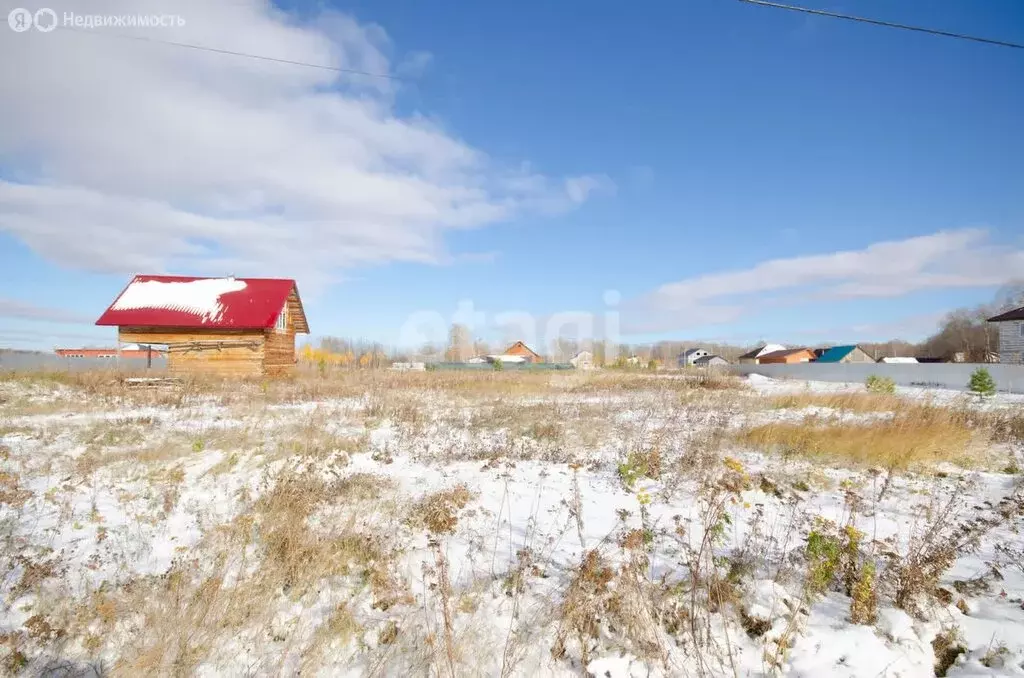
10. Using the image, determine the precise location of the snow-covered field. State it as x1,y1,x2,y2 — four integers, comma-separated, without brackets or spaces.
1,370,1023,677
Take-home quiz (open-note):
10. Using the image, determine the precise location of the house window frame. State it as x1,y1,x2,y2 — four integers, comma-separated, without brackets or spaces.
274,304,288,334
1019,321,1024,338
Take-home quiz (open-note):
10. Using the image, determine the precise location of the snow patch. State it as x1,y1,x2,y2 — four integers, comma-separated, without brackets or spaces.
112,278,247,321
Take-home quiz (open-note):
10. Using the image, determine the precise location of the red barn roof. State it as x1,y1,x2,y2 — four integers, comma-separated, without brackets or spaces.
95,275,308,331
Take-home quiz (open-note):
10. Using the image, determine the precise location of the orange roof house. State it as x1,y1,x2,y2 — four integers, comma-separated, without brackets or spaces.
502,341,543,363
756,347,816,364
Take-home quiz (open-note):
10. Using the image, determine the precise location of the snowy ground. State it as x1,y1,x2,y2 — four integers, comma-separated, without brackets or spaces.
1,370,1023,677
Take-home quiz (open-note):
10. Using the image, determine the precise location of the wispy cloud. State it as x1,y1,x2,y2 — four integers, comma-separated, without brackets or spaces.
0,298,93,324
0,1,612,288
624,228,1024,333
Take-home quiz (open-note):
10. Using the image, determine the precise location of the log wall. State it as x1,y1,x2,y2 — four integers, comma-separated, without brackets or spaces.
118,327,266,377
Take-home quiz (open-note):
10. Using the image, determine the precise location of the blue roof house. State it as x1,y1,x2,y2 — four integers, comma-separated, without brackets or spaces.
815,345,874,363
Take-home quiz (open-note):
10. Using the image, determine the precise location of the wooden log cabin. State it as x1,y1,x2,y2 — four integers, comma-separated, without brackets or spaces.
96,275,309,378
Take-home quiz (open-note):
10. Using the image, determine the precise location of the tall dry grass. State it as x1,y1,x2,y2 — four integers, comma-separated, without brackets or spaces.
736,406,988,471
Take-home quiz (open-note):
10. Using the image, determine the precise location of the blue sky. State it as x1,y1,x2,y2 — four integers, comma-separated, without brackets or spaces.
1,0,1022,352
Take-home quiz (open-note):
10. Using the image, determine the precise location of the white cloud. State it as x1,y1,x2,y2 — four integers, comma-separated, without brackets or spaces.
0,1,610,287
0,298,92,324
625,229,1024,333
397,50,433,78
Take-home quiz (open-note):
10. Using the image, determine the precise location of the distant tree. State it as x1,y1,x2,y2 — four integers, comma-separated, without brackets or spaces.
993,280,1024,313
553,337,580,363
445,324,472,362
472,339,491,358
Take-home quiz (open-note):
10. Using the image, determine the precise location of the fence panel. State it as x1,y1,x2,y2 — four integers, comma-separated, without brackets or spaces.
730,363,1024,394
0,352,167,373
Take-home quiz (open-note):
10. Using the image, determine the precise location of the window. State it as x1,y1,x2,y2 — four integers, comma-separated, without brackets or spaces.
1019,322,1024,338
274,304,288,333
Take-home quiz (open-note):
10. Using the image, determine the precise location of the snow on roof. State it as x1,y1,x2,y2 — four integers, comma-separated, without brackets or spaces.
96,275,308,331
111,278,247,322
488,354,527,363
879,356,918,364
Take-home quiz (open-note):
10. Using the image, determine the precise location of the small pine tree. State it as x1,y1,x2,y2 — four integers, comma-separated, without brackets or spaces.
968,367,996,397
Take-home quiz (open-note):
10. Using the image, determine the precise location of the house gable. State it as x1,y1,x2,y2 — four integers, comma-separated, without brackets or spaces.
503,341,542,361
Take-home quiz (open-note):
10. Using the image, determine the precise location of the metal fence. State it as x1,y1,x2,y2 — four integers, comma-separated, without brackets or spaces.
730,362,1024,394
0,352,167,373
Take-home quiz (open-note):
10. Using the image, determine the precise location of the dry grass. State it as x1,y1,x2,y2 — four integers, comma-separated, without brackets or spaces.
736,406,987,471
59,468,407,675
767,392,909,413
413,485,475,535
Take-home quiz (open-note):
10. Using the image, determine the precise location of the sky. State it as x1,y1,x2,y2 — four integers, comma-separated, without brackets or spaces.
0,0,1022,352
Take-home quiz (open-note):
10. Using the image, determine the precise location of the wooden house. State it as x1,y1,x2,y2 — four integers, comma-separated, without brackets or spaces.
502,341,543,363
757,347,816,364
737,344,786,365
988,306,1024,365
96,275,309,377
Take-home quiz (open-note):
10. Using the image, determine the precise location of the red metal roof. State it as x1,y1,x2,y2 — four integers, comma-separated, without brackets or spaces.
96,275,306,330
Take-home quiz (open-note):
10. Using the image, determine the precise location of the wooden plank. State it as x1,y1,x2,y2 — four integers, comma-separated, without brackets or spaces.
122,328,266,377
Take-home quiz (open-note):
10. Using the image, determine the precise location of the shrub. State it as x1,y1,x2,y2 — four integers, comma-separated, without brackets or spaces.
968,368,996,397
865,375,896,394
617,448,662,490
849,560,877,625
492,359,504,371
804,520,842,597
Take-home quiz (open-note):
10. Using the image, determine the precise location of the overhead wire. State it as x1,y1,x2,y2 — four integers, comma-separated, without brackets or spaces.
62,26,402,80
736,0,1024,49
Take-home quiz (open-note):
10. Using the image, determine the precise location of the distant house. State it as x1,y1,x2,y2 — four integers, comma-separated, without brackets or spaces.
757,348,816,364
987,305,1024,364
737,344,786,365
96,274,309,378
55,344,163,360
570,351,594,370
465,356,488,364
693,354,729,367
502,341,543,363
391,361,426,371
678,348,711,367
878,356,918,364
815,345,874,364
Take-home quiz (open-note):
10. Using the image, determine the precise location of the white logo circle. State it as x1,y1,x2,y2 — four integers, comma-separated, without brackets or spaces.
34,8,56,32
8,8,32,32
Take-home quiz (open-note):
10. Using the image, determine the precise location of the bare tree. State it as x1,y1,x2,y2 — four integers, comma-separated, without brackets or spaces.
445,324,472,362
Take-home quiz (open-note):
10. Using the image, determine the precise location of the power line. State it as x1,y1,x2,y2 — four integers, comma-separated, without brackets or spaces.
737,0,1024,50
63,27,402,80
